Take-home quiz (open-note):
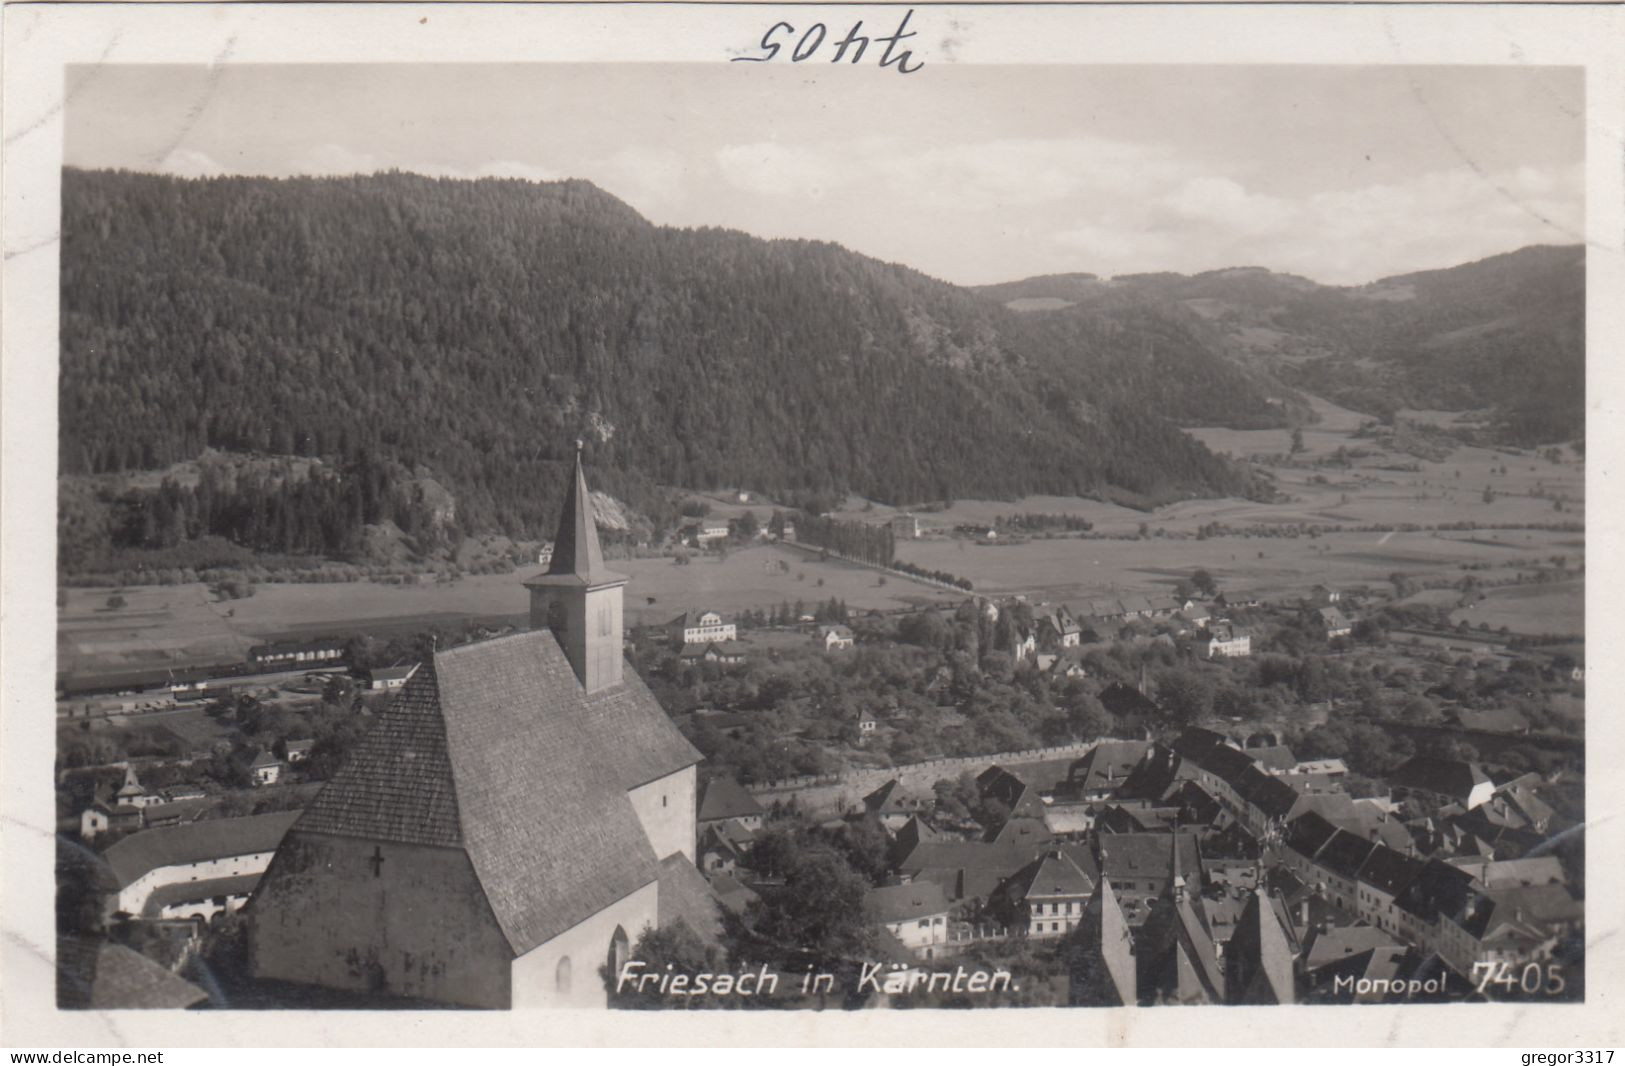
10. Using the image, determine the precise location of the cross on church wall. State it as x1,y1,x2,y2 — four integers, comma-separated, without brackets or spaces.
369,845,386,877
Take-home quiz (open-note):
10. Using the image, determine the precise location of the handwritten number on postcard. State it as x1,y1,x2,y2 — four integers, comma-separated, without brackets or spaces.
732,9,924,73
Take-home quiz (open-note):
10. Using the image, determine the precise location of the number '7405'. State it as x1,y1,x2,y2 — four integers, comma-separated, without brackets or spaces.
1472,961,1566,995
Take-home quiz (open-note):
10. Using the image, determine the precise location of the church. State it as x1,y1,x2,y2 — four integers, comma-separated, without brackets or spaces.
246,454,707,1008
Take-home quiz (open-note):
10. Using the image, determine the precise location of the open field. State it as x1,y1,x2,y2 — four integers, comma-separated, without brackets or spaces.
894,526,1582,613
59,395,1583,680
58,544,959,683
1450,580,1584,637
835,396,1582,539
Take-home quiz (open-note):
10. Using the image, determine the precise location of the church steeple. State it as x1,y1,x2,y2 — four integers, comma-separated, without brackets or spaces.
525,444,627,693
544,442,624,587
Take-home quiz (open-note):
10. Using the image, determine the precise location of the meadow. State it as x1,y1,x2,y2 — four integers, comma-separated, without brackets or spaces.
57,396,1584,682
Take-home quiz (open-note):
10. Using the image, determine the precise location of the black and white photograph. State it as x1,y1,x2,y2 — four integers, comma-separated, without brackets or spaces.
3,0,1621,1047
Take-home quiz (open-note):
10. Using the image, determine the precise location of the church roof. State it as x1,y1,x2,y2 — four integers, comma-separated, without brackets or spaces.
1227,888,1296,1004
1083,876,1137,1005
289,630,698,956
527,452,625,589
657,854,726,947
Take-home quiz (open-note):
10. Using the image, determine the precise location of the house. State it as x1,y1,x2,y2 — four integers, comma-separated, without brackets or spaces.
668,609,737,646
284,738,315,764
866,882,951,957
1318,606,1353,640
536,542,554,567
698,821,756,876
862,779,931,831
138,798,210,832
1356,846,1428,936
1037,606,1082,650
248,453,705,1009
678,642,745,667
247,751,283,787
1178,602,1212,630
997,849,1098,939
858,711,880,737
1054,741,1151,803
696,776,765,833
1205,623,1251,659
1390,756,1495,811
362,663,419,691
1308,584,1342,606
688,521,730,544
79,801,141,842
888,513,921,540
1096,832,1203,926
103,810,300,920
818,624,855,650
248,639,346,670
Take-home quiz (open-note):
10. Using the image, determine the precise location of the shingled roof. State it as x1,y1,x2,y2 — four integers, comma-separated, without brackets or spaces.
1391,756,1491,803
288,631,698,956
1227,887,1297,1004
698,775,765,823
1003,850,1096,903
104,811,301,888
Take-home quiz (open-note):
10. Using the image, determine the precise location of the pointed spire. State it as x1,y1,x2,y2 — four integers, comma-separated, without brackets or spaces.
539,444,624,588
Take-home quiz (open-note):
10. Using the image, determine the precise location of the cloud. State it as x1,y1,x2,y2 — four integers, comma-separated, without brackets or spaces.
712,136,1184,213
716,142,843,200
289,143,381,177
404,159,564,184
154,148,226,179
583,146,691,212
1046,162,1583,284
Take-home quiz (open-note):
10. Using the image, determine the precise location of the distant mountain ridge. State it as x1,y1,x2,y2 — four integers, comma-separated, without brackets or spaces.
979,245,1585,443
59,168,1282,550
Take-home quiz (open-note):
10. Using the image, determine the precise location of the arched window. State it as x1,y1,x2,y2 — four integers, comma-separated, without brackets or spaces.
608,925,630,982
555,956,572,994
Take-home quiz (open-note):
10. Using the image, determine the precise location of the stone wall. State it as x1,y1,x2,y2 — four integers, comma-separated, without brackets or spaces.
746,739,1106,818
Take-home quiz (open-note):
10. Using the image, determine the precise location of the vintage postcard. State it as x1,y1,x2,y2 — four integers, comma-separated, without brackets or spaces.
2,0,1622,1049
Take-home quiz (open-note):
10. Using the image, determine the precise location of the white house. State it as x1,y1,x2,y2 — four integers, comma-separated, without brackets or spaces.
669,610,737,645
867,882,951,956
1206,623,1252,659
249,751,284,787
819,624,855,650
104,810,301,919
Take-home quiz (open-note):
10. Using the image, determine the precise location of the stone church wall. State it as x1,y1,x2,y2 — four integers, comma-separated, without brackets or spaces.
628,765,696,863
247,831,514,1009
510,879,658,1008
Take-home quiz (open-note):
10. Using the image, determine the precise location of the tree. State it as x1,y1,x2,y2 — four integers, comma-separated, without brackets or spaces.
1154,666,1216,727
1190,569,1217,597
1289,427,1305,455
743,840,875,966
106,594,126,610
608,920,723,1008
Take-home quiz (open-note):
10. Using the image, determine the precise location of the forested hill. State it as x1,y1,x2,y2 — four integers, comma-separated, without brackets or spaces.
980,245,1585,444
60,167,1278,547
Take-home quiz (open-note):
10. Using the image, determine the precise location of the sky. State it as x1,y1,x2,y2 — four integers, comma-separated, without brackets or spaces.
64,63,1584,286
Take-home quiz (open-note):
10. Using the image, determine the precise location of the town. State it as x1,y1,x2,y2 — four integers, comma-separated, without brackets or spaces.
54,456,1584,1009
